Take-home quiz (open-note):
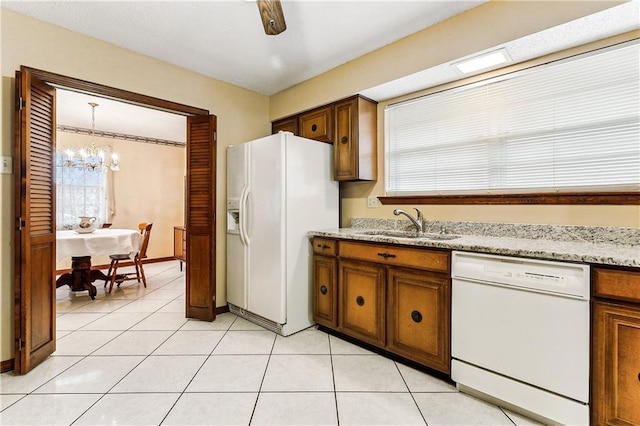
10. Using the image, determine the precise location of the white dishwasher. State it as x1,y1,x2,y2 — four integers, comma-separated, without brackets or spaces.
451,251,590,426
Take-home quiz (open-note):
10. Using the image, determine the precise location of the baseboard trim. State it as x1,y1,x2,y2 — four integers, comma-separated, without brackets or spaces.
216,305,230,315
1,358,14,373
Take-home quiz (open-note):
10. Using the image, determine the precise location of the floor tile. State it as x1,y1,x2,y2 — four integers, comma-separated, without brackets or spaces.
261,355,334,391
413,392,514,425
56,312,106,331
114,298,171,313
79,311,151,330
129,312,188,330
70,298,132,313
0,394,25,411
110,355,205,393
0,393,101,425
55,298,92,313
186,355,269,392
92,330,174,355
34,355,144,394
53,330,122,355
336,392,426,426
503,408,546,425
152,330,225,355
0,356,82,394
180,313,236,330
332,354,408,392
396,362,457,392
140,288,185,300
162,392,257,426
272,328,330,354
156,299,185,313
329,335,374,354
73,392,180,425
252,392,338,425
213,330,276,354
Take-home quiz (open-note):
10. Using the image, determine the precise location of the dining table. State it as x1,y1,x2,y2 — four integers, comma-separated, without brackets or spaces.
56,228,143,299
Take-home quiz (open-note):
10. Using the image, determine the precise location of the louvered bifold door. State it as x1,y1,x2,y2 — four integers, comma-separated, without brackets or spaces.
14,68,57,374
185,115,217,321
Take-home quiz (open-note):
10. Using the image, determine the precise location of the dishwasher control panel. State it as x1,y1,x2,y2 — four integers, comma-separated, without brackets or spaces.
452,251,590,299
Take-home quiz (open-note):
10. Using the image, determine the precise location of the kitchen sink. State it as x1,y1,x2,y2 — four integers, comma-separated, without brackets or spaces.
357,230,460,241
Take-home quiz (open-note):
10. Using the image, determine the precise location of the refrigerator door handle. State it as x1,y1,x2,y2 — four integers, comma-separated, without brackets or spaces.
239,186,250,246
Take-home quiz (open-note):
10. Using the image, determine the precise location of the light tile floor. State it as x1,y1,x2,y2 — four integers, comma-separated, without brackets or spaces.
0,261,542,425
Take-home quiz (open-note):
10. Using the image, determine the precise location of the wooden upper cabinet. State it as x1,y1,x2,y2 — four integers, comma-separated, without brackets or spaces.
272,116,298,135
271,94,378,181
299,105,333,143
334,95,377,181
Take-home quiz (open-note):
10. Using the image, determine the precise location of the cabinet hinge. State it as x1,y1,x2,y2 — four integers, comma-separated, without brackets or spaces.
17,96,26,111
214,131,217,141
17,217,25,231
17,338,24,351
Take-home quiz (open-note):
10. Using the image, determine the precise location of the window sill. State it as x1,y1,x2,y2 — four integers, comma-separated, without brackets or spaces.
378,192,640,205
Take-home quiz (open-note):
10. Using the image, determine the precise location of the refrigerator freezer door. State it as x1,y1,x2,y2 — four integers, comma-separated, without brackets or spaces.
226,144,249,309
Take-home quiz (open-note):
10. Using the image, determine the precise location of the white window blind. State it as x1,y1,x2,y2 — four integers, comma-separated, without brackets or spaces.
385,41,640,196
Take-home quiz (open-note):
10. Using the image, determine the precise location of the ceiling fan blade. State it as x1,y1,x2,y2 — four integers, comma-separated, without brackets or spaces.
257,0,287,35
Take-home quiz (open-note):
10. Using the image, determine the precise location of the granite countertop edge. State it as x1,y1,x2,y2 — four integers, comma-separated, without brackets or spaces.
308,228,639,268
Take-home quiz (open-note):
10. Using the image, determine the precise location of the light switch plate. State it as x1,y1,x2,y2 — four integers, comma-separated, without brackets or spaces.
1,156,13,174
367,196,379,208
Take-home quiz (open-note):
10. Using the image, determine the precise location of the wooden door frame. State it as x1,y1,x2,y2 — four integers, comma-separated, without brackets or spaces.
11,67,217,372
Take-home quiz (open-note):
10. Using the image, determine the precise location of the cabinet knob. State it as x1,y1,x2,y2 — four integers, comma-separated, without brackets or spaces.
311,124,318,132
411,310,423,323
320,285,328,295
356,296,365,306
341,136,348,144
317,244,330,249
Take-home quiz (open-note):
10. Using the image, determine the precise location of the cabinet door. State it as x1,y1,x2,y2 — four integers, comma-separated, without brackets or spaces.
338,259,385,346
334,98,357,180
300,106,333,143
313,255,337,327
272,117,298,135
387,268,450,373
334,96,377,181
592,301,640,425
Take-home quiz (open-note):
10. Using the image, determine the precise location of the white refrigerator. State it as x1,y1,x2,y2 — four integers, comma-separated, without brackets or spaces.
226,132,339,336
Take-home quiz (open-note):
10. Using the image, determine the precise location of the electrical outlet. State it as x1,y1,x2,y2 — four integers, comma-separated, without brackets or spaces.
367,196,379,208
1,156,12,175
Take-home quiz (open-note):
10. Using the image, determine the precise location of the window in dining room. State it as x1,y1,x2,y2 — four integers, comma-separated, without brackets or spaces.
55,151,111,229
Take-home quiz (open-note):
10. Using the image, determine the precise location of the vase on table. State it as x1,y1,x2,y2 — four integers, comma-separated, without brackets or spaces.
75,216,97,234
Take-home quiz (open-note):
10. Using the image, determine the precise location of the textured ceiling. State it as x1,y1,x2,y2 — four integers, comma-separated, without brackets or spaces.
2,0,485,96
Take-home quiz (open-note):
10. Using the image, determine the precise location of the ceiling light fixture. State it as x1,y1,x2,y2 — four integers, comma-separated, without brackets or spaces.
257,0,287,35
453,48,511,74
64,102,120,172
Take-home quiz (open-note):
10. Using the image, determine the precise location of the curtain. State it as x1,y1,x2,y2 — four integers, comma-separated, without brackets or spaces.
55,151,111,229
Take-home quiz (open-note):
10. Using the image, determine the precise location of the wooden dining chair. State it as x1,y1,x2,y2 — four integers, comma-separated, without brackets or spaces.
101,223,112,228
105,222,153,294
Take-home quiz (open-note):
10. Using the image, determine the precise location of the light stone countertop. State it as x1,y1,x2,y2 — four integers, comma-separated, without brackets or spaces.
309,219,640,268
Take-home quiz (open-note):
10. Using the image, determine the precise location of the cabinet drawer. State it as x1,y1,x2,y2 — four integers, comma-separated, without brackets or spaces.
593,268,640,303
339,241,449,273
312,238,337,256
300,106,333,143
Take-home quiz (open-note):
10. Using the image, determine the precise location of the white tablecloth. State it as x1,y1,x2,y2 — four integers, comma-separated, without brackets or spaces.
56,228,142,263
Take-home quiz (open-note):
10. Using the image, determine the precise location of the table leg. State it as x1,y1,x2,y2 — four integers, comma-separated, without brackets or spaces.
55,256,100,300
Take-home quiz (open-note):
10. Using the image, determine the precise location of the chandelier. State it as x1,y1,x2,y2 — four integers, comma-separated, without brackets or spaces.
63,102,120,172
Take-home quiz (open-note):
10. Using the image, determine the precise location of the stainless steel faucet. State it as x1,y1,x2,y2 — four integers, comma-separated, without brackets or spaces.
393,208,424,234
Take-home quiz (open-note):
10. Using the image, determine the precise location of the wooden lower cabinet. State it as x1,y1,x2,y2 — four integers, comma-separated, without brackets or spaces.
312,237,451,374
338,259,386,346
313,255,337,327
592,267,640,425
387,268,450,373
